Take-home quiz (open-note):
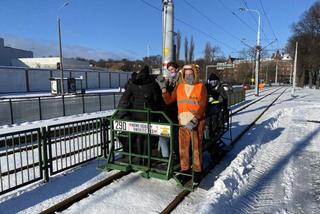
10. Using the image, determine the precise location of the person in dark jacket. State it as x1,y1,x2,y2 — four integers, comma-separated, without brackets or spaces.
204,73,228,139
117,66,162,161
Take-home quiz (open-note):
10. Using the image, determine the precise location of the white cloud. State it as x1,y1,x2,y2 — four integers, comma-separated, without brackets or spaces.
1,35,136,60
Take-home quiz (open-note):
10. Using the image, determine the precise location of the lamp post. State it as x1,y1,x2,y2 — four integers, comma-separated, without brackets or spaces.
240,7,261,96
57,2,69,95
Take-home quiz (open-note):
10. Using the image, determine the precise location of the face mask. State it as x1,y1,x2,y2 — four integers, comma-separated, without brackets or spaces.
185,75,194,85
208,80,218,87
168,72,177,79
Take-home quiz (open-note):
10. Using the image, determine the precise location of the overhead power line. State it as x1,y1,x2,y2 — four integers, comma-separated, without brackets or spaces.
138,0,238,51
183,0,243,42
215,0,256,33
240,0,270,43
138,0,160,12
258,0,279,48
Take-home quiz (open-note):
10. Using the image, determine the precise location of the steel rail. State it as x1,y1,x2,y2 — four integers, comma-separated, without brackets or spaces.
161,87,288,213
231,87,283,116
39,171,129,214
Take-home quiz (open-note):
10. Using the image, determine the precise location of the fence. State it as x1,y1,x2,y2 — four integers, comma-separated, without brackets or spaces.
0,128,43,195
227,88,245,107
0,92,123,126
0,117,116,195
0,66,131,93
0,89,245,196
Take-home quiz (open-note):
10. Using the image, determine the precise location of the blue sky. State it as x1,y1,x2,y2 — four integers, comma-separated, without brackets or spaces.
0,0,317,60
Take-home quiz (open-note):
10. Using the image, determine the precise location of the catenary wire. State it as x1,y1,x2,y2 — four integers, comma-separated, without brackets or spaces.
183,0,243,42
138,0,238,51
258,0,279,49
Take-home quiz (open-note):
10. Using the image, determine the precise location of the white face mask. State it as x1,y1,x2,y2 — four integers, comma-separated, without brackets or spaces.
185,75,194,84
168,72,177,78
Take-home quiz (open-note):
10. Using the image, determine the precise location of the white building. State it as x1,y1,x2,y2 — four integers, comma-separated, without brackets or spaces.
11,57,90,69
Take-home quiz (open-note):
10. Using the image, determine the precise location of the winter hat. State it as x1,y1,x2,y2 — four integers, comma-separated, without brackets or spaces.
208,73,220,81
208,73,220,88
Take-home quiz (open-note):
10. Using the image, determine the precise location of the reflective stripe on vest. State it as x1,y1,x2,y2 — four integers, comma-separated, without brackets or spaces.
177,83,204,114
210,100,220,104
177,99,200,105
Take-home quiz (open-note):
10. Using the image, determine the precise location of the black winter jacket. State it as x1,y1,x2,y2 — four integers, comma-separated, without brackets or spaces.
117,69,162,121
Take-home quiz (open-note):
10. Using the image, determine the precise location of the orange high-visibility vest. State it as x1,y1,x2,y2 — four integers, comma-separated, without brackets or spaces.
176,83,206,116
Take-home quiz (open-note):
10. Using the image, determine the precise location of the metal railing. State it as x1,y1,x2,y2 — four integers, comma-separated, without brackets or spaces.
0,118,112,195
47,118,104,175
0,128,43,195
0,92,123,126
227,89,245,107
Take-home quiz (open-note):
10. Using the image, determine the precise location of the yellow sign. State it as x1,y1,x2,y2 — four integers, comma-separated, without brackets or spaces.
163,48,169,56
160,127,170,136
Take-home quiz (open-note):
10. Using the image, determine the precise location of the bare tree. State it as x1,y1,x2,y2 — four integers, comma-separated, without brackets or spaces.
286,1,320,87
175,31,181,62
203,42,221,63
188,36,195,63
184,36,189,64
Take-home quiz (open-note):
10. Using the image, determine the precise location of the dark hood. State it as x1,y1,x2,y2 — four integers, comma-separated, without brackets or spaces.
132,66,153,85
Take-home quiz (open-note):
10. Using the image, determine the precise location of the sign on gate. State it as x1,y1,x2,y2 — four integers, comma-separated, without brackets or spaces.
113,120,171,137
217,62,234,70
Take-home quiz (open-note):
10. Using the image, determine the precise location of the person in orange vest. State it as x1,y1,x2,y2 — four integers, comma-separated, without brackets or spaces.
259,81,264,90
156,64,208,175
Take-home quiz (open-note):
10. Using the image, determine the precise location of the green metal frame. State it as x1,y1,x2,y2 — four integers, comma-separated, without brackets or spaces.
104,108,178,181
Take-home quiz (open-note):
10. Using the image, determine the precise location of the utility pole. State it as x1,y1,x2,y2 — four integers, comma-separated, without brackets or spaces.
292,42,298,96
57,17,64,95
274,50,281,85
266,64,269,83
289,62,293,84
275,59,278,84
240,7,261,96
57,1,69,95
162,0,174,77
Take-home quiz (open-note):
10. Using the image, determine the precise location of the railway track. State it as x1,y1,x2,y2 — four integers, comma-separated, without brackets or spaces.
161,87,288,213
38,87,288,214
39,171,129,214
231,87,283,116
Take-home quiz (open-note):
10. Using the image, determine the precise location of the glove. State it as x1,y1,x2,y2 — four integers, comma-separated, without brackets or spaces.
155,75,167,89
185,118,198,130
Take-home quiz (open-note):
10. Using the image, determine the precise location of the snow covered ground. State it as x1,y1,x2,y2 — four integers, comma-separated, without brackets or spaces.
0,87,319,213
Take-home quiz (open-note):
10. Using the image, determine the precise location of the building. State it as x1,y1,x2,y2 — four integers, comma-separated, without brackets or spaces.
11,57,90,69
217,53,293,84
0,38,33,66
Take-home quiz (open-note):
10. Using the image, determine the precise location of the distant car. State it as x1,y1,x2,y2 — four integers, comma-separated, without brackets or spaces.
281,79,290,84
242,83,251,90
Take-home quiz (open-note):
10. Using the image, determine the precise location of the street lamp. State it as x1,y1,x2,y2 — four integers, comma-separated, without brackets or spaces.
239,7,261,96
57,1,69,95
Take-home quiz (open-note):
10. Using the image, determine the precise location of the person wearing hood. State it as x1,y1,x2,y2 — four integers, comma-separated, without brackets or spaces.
117,66,162,159
206,73,228,114
158,64,208,175
205,73,228,140
117,65,162,119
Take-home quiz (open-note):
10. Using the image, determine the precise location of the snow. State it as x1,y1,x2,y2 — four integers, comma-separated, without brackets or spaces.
1,87,320,213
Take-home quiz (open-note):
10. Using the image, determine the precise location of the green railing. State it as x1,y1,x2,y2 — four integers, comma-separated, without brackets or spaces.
227,88,245,107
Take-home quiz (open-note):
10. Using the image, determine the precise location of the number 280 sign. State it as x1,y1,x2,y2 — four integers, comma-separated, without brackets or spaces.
113,120,171,137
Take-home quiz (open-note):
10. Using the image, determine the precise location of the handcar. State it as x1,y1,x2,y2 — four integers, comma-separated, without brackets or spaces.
102,106,230,190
